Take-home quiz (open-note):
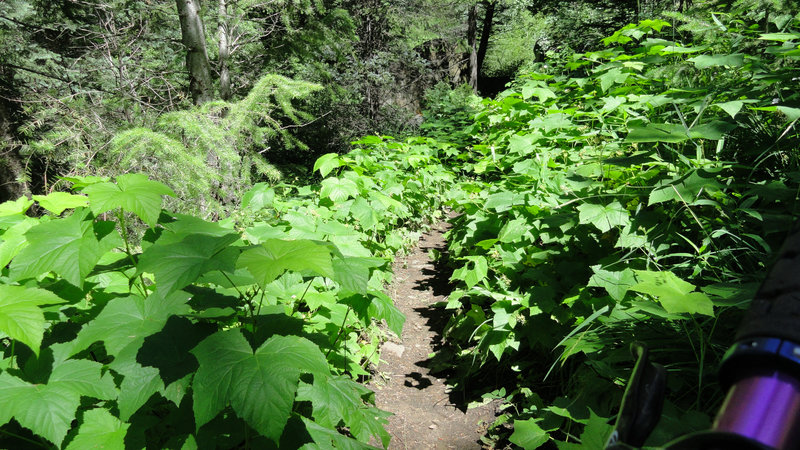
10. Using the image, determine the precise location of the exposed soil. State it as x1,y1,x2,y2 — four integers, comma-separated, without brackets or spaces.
370,219,497,449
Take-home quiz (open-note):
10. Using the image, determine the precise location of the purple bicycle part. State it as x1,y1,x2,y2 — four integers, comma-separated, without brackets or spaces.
713,369,800,449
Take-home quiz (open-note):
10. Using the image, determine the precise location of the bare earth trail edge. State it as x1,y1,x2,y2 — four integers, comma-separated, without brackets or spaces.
370,219,497,449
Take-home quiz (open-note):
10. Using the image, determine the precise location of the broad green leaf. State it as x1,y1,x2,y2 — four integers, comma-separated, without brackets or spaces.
301,417,380,450
598,67,629,92
499,218,527,243
0,359,115,446
320,177,359,202
0,197,33,217
65,408,129,450
313,153,344,177
759,32,800,41
83,173,175,227
369,291,405,336
452,256,488,288
138,233,240,294
0,372,76,446
191,330,329,444
509,419,549,449
297,376,390,446
332,256,384,294
625,123,688,143
577,202,630,233
241,183,275,210
10,210,120,287
588,266,636,301
0,285,66,356
0,217,37,270
238,239,334,288
631,270,714,316
688,53,744,68
485,191,525,212
32,192,88,214
648,169,722,205
54,291,192,362
350,197,380,231
714,100,745,119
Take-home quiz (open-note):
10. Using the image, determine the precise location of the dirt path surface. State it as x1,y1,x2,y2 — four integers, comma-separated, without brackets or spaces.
371,220,496,449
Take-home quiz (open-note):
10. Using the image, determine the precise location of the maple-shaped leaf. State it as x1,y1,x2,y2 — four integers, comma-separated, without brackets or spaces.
0,285,66,356
301,417,380,450
577,201,630,233
191,330,329,444
320,177,359,202
238,239,334,288
10,210,121,287
297,376,391,446
138,233,240,294
331,256,384,294
83,173,175,227
65,408,129,450
0,359,116,447
53,291,192,363
0,217,37,268
32,192,89,215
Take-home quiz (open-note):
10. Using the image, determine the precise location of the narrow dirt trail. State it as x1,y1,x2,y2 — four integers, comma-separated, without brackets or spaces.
371,220,496,449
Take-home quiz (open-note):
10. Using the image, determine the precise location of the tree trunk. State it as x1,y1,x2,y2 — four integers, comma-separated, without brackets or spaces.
218,0,231,101
175,0,213,104
476,0,494,76
467,3,478,93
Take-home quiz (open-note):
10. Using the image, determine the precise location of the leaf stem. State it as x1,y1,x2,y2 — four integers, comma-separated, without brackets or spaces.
326,305,351,361
116,211,148,297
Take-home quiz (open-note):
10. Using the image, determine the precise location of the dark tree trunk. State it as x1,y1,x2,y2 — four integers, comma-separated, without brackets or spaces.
175,0,213,104
0,67,30,202
476,1,494,75
467,3,478,93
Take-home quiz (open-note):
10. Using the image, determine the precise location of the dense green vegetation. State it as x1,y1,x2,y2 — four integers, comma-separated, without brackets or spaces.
0,0,799,448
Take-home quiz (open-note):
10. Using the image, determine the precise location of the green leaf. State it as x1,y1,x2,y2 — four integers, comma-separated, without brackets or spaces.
350,197,380,231
54,291,192,362
241,183,275,210
452,256,488,288
0,217,37,268
0,197,34,217
648,169,722,205
65,408,129,450
368,291,405,336
714,100,745,119
320,177,359,202
588,266,636,301
238,239,334,288
688,53,744,68
0,359,116,446
191,330,329,444
332,256,384,294
301,417,380,449
0,285,66,356
509,419,548,449
631,270,714,316
138,233,240,294
759,32,800,41
577,202,630,233
10,210,120,287
297,376,390,446
32,192,88,215
313,153,344,177
83,173,175,227
499,218,527,243
625,123,688,143
597,67,629,92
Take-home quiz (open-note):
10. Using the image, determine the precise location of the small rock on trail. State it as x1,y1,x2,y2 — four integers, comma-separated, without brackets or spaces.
371,220,496,449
